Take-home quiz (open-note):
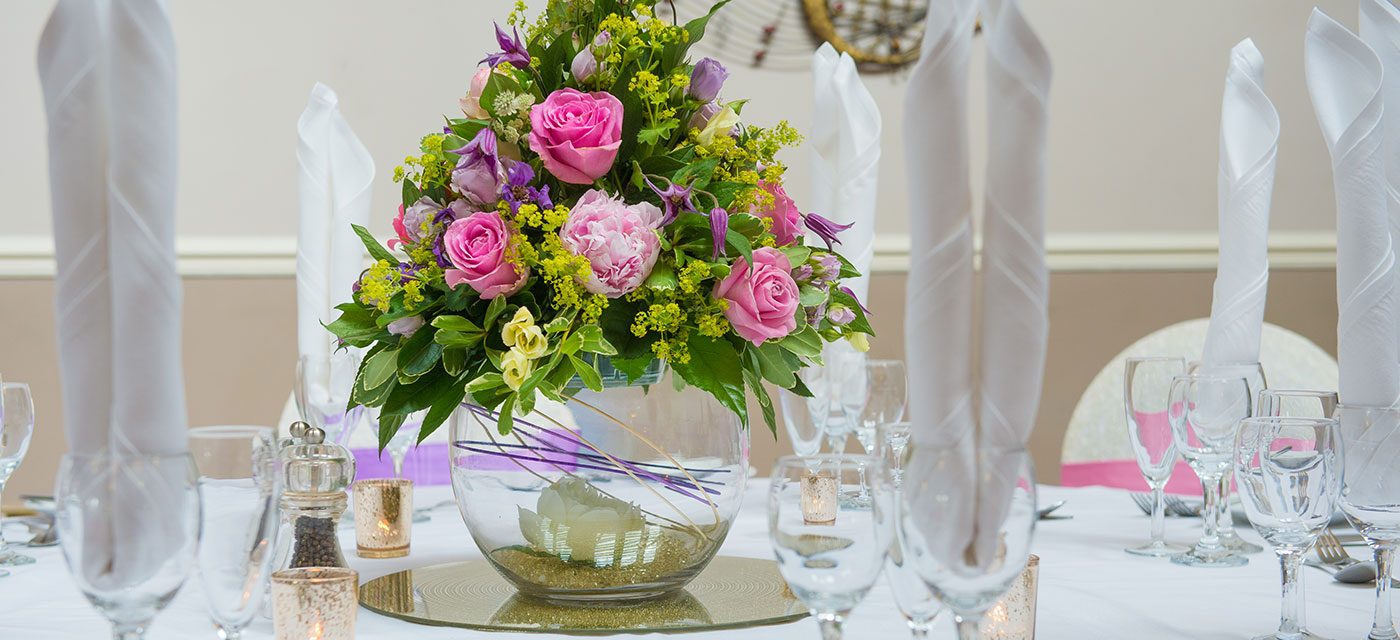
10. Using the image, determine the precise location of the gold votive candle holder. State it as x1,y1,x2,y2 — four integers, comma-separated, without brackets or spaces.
980,554,1040,640
271,567,358,640
353,478,413,558
800,470,839,524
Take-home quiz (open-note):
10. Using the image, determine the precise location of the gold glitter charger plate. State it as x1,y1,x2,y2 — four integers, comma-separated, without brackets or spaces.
358,556,808,634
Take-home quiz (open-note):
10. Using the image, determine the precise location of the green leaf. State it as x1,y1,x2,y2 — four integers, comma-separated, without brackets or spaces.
799,284,828,307
397,326,441,376
544,314,573,334
615,70,646,165
442,347,468,376
326,303,383,347
778,325,823,358
725,229,753,265
670,335,749,429
485,296,509,329
497,395,516,435
418,376,468,444
751,342,797,389
363,347,400,390
598,297,654,360
830,287,875,336
480,71,525,120
608,355,655,383
517,386,538,416
538,34,574,95
383,370,461,416
643,262,678,292
742,367,777,438
401,178,422,207
574,325,617,356
446,117,491,140
638,120,680,146
351,224,397,265
568,354,604,391
780,245,813,268
661,0,733,70
673,157,720,187
376,413,407,453
432,315,482,332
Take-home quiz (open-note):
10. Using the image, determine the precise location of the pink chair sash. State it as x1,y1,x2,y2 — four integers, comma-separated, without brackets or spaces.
1059,460,1202,495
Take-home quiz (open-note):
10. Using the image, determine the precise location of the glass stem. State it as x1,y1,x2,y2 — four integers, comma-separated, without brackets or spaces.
908,621,932,639
1215,475,1236,538
216,626,241,640
1371,544,1398,640
1149,482,1167,544
1198,476,1222,551
954,614,981,640
816,612,844,640
392,450,406,479
0,479,9,559
112,622,146,640
1277,549,1305,636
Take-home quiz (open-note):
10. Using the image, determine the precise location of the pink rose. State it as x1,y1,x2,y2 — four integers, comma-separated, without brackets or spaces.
558,189,663,298
528,88,623,184
443,211,529,299
752,181,803,246
713,247,799,345
459,65,492,119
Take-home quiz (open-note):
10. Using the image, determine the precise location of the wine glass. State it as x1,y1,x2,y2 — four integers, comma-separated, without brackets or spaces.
878,425,943,637
367,408,425,479
780,380,827,459
899,445,1037,640
1167,372,1253,568
55,452,201,640
1335,404,1400,640
295,351,364,445
0,382,37,570
1256,389,1338,419
820,342,867,455
1195,361,1269,555
857,360,908,457
1234,416,1343,640
1122,357,1188,556
191,426,279,640
769,454,891,640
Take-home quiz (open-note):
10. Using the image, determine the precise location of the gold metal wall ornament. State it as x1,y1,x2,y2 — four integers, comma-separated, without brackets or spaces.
802,0,981,71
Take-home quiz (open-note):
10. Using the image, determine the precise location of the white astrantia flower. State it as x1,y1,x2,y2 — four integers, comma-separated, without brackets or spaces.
519,476,659,567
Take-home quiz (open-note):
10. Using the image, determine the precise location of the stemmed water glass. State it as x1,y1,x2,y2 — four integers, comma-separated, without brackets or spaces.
780,378,827,460
769,454,891,640
0,382,37,571
1168,372,1253,567
820,342,867,454
55,452,202,640
1234,416,1343,640
1256,389,1338,419
856,360,908,457
1195,361,1268,555
899,444,1037,640
191,426,279,640
295,351,364,445
1335,404,1400,640
1123,357,1188,556
878,423,943,637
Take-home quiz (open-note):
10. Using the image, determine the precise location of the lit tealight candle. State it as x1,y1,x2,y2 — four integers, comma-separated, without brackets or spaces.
980,554,1039,640
800,470,839,524
271,567,358,640
353,478,413,558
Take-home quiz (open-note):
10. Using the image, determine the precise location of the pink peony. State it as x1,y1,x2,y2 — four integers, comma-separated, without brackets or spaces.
558,189,663,298
459,65,492,120
443,211,529,299
752,181,803,246
713,247,799,345
528,88,623,184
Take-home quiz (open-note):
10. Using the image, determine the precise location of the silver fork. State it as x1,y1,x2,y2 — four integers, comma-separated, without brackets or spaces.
1314,530,1358,569
1130,492,1153,515
1164,495,1202,517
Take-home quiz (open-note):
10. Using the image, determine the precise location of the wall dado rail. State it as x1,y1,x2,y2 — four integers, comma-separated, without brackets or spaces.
0,231,1337,280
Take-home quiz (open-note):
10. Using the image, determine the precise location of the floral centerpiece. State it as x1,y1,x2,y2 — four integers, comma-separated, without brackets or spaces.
327,0,873,453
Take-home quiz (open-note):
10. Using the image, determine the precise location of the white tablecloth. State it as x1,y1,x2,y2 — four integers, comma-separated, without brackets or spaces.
0,482,1385,639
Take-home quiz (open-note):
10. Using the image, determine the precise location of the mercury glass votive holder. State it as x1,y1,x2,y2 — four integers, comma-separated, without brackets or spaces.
271,567,358,640
353,478,413,558
980,554,1039,640
800,470,839,524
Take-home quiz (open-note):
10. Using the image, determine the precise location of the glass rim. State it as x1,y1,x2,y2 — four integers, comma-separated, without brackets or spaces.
1238,415,1338,427
1124,355,1187,363
1257,389,1337,398
188,425,274,438
271,567,359,584
0,381,31,391
353,478,413,489
774,453,878,467
1172,372,1252,383
1334,403,1400,414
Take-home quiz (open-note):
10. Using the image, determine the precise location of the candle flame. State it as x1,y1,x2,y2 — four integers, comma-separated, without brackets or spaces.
308,619,323,639
378,520,393,533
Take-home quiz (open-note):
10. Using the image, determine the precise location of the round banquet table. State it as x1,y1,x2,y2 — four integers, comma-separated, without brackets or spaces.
0,481,1385,639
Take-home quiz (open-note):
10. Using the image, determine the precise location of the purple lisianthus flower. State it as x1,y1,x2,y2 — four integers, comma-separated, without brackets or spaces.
388,315,425,337
572,48,598,82
803,212,855,249
826,305,856,326
792,263,815,283
689,58,728,102
481,22,531,69
840,285,870,314
501,161,553,214
451,129,502,208
708,207,729,259
805,303,826,326
689,101,722,131
644,175,696,226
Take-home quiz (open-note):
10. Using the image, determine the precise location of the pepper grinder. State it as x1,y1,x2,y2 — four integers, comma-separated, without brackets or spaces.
274,424,356,570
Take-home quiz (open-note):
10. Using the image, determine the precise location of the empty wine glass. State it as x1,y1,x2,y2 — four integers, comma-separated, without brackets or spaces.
878,426,943,637
1256,389,1338,419
1235,416,1343,640
1335,404,1400,640
1123,357,1188,556
55,452,201,640
821,342,867,455
1168,372,1253,568
191,427,279,640
900,444,1037,640
1196,361,1269,555
857,360,908,456
780,379,827,459
366,408,425,479
769,454,891,640
0,382,37,570
295,351,364,445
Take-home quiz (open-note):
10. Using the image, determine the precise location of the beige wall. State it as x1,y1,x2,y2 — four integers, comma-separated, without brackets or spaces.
1,269,1338,497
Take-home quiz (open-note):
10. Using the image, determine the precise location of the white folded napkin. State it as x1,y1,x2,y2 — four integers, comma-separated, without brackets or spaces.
1305,9,1400,408
1361,0,1400,363
1200,40,1278,369
902,0,979,570
809,44,881,302
296,83,374,363
39,0,186,456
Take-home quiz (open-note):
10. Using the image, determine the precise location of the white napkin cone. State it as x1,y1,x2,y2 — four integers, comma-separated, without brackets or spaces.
809,44,881,302
39,0,189,588
1361,0,1400,365
1200,40,1278,369
972,0,1052,568
1305,9,1400,409
296,83,374,363
900,0,983,573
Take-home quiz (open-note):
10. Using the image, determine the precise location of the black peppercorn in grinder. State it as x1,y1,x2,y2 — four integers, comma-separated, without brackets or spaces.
273,424,356,570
